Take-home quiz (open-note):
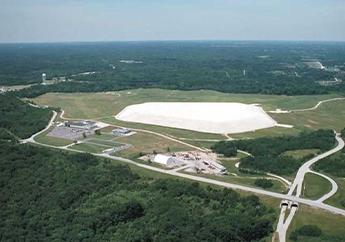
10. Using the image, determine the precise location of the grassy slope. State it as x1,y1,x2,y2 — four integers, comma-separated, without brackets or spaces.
272,100,345,132
282,149,320,159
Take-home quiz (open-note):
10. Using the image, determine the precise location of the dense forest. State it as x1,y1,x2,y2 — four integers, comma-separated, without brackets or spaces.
212,130,336,175
0,94,52,138
0,140,276,242
314,152,345,178
0,41,344,97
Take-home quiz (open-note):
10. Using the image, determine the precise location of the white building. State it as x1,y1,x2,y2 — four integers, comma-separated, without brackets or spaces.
153,154,184,168
42,73,47,82
64,120,97,130
112,128,131,136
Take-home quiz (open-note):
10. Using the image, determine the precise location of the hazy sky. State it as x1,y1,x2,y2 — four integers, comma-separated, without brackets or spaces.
1,0,344,43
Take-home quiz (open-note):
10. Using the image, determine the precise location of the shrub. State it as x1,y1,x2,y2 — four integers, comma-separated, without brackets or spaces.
254,178,274,189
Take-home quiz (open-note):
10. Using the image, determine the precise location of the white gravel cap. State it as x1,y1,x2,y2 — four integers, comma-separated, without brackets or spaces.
115,102,277,134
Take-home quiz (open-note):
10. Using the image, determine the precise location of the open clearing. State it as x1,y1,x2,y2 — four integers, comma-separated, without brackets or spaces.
116,102,277,134
287,205,345,242
32,89,343,139
301,173,332,200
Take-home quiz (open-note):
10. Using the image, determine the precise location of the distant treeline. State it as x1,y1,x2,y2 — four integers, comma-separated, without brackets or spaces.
212,129,336,175
0,94,52,138
0,41,344,97
0,139,276,241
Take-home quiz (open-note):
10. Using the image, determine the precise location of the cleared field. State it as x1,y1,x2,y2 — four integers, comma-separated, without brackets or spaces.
32,89,342,139
272,100,345,132
114,132,191,159
301,173,332,200
69,143,110,153
116,102,277,134
35,134,73,147
287,205,345,242
230,126,302,139
86,138,123,147
282,149,320,160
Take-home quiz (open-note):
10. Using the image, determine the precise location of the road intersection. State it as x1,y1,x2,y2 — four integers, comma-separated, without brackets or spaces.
22,109,345,242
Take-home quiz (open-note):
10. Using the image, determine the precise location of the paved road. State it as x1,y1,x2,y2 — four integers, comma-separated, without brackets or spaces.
277,206,298,242
291,97,345,112
310,170,338,203
276,132,344,242
22,111,345,218
21,111,57,143
288,133,344,197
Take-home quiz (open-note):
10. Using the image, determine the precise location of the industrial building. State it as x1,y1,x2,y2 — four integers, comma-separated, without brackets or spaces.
112,128,132,136
64,120,97,130
152,154,184,168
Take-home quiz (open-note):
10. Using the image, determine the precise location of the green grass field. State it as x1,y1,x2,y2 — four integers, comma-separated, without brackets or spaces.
114,132,191,159
69,143,110,153
32,89,344,139
287,205,345,242
282,149,320,160
326,178,345,209
272,100,345,132
302,173,332,200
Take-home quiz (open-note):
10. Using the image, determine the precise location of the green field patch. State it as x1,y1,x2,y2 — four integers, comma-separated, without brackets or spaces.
32,89,342,139
114,131,190,159
287,205,345,242
272,99,345,132
282,149,320,159
35,135,73,147
89,133,116,141
302,173,332,200
230,126,303,139
86,138,123,147
69,143,108,153
326,178,345,209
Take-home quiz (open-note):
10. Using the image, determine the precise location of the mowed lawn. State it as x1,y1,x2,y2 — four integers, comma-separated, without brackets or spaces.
301,173,332,200
32,89,344,138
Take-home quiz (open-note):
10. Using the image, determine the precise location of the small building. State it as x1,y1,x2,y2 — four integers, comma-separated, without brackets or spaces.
42,73,47,82
153,154,184,168
64,120,97,130
112,128,131,136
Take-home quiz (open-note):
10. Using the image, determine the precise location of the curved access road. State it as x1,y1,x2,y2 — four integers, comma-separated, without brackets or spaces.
21,110,57,143
288,133,344,197
291,97,345,112
309,170,338,203
276,132,344,242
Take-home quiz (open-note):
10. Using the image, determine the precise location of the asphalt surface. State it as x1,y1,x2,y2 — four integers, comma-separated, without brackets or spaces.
276,132,345,242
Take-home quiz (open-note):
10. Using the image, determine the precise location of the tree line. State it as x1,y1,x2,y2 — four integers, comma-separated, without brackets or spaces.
0,94,52,139
0,140,276,242
212,130,336,175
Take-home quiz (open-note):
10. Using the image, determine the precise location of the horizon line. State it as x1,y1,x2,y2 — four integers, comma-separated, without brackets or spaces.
1,39,345,45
